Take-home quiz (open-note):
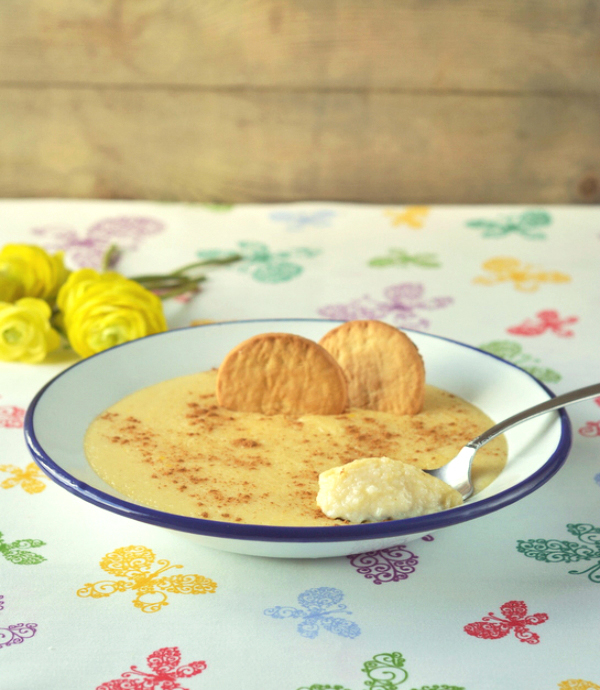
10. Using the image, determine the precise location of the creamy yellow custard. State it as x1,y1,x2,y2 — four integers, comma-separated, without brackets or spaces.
84,370,507,527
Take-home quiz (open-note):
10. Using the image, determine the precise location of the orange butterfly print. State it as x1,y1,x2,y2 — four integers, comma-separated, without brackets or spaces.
384,207,430,228
474,257,570,292
77,545,217,613
0,463,46,494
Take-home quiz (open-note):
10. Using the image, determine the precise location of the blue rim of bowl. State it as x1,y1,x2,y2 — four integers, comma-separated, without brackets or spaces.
24,319,572,545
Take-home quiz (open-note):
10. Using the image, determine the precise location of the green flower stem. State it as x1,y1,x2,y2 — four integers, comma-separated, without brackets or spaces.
129,253,242,300
168,254,242,276
135,275,207,300
98,244,242,300
101,244,121,272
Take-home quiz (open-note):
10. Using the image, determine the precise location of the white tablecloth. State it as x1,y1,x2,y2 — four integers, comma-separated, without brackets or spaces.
1,199,599,689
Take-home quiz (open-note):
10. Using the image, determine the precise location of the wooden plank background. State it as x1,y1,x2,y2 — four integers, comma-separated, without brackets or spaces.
1,0,599,204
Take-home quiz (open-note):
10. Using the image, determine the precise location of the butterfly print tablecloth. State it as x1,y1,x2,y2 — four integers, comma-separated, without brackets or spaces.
1,199,600,689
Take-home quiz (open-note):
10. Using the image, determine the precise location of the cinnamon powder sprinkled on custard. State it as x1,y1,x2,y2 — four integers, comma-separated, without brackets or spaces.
85,370,507,527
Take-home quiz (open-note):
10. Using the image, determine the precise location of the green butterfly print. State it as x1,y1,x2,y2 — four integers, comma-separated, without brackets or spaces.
517,523,600,583
297,652,464,690
0,530,46,565
478,340,561,383
466,209,551,239
196,241,320,283
369,249,441,269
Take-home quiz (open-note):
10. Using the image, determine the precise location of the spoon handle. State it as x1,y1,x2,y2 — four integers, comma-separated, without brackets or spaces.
468,382,600,450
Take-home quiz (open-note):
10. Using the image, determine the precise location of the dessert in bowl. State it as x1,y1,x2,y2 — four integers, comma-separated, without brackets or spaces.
24,319,571,558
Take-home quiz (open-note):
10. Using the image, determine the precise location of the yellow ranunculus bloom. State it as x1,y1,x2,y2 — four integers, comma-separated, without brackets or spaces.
0,274,25,302
0,244,69,302
55,268,121,316
57,269,167,358
0,298,61,363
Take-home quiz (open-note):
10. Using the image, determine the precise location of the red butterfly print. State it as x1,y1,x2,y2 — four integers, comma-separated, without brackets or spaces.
0,402,25,429
507,309,578,337
577,399,600,437
580,421,600,437
97,646,206,690
464,600,548,644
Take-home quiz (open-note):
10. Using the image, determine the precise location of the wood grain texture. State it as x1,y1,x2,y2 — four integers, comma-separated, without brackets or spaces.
1,0,599,203
2,87,598,203
3,0,599,91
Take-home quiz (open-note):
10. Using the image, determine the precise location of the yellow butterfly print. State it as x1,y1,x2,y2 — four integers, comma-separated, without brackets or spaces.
558,681,600,689
77,545,217,613
0,463,46,494
384,207,430,229
473,257,571,292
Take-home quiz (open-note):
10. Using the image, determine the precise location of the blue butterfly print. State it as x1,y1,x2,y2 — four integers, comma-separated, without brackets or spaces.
264,587,361,639
269,210,337,232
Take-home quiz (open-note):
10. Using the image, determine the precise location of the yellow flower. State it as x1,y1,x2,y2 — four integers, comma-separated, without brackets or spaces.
0,298,61,363
57,269,167,357
0,244,69,301
0,274,24,302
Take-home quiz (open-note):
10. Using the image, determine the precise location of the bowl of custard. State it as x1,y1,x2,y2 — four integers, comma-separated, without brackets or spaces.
25,319,571,558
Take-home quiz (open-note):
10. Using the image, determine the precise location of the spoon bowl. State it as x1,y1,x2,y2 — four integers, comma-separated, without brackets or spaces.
427,383,600,499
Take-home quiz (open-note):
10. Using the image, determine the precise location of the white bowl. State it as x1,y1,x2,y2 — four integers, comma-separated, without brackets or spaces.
25,319,571,559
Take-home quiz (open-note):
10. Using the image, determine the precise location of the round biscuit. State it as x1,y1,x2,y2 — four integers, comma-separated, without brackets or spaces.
318,320,425,415
216,332,349,415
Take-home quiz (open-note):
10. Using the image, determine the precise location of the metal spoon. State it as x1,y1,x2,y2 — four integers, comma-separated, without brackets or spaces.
426,382,600,500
